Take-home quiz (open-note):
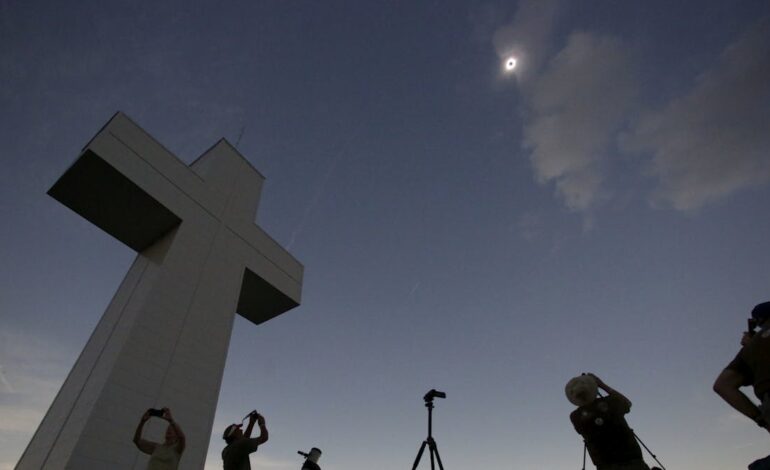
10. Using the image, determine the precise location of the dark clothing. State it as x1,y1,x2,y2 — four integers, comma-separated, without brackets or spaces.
570,394,643,467
750,455,770,470
726,329,770,398
302,462,321,470
593,462,649,470
222,438,260,470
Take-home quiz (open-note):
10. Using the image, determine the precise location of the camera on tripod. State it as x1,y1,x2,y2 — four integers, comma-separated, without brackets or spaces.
412,389,447,470
423,389,446,402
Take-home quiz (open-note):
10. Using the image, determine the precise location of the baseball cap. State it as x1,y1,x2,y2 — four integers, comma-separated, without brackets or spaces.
565,375,598,407
223,423,242,440
752,302,770,321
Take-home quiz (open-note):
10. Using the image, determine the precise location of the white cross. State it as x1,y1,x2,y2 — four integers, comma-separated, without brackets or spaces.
17,112,303,469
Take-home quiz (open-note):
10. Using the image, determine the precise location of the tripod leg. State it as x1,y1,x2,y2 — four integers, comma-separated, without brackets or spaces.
429,438,445,470
429,445,435,470
411,440,428,470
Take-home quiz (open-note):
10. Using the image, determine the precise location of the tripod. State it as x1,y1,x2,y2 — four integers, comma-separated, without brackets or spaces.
411,394,445,470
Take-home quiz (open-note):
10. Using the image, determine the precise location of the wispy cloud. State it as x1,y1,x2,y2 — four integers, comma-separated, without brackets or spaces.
622,17,770,211
0,327,73,468
0,365,14,394
517,212,541,241
525,32,637,212
487,0,636,215
286,121,363,250
485,4,769,218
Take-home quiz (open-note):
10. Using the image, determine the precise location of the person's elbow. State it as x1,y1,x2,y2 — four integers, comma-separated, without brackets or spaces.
256,433,269,446
713,369,741,396
713,377,732,397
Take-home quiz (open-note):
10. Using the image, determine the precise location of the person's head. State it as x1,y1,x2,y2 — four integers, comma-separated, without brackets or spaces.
565,375,598,407
164,424,179,445
223,424,243,445
751,302,770,327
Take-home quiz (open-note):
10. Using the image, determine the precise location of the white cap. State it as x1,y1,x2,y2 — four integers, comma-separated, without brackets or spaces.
565,375,598,406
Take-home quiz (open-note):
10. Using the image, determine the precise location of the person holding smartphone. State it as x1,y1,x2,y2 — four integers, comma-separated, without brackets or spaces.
133,407,186,470
222,410,268,470
714,301,770,469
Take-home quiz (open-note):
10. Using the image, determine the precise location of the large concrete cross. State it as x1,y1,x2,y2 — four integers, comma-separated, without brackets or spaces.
17,112,303,469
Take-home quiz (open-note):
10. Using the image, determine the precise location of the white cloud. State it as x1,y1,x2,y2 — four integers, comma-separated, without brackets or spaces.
0,366,14,394
490,5,769,216
0,327,74,468
524,32,637,212
517,212,542,241
622,18,770,211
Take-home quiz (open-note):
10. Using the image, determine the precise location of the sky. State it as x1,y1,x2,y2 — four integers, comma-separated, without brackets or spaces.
1,0,770,469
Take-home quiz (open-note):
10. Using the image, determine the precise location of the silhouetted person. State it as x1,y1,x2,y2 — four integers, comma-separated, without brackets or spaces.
714,301,770,469
133,407,186,470
566,373,650,470
300,447,322,470
222,410,268,470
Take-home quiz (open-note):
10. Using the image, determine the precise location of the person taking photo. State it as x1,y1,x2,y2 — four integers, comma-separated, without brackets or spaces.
133,407,186,470
222,410,269,470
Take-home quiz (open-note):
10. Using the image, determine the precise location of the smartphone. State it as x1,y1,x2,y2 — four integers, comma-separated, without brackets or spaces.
148,408,164,417
241,410,257,424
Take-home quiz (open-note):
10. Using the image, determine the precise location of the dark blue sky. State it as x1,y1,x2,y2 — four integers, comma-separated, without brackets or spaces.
2,1,770,468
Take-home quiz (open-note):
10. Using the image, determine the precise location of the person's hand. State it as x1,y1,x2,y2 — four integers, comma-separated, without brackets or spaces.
584,373,606,387
256,413,265,425
741,332,753,346
162,407,173,422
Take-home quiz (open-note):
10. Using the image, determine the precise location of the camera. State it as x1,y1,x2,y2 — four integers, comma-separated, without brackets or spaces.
423,389,446,402
147,408,164,417
749,318,759,337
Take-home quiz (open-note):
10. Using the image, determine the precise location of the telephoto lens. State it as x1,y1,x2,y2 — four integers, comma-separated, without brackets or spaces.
423,389,446,401
300,447,322,470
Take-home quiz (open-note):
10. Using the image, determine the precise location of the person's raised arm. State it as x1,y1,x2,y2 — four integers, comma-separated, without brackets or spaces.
254,413,268,446
238,413,268,455
133,411,157,455
162,408,186,453
244,411,257,438
587,373,632,410
714,368,767,430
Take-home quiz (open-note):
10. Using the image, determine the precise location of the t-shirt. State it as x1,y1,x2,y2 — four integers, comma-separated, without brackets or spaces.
222,438,260,470
147,443,181,470
570,394,642,466
727,329,770,398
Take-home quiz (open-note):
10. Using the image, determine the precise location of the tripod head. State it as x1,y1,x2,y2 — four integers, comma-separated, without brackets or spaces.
423,389,446,407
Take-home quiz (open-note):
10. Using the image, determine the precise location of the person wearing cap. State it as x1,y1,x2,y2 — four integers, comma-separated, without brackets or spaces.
222,411,268,470
566,373,649,470
714,301,770,468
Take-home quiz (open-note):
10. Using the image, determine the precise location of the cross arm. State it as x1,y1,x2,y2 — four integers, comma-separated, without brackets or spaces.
48,148,181,252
